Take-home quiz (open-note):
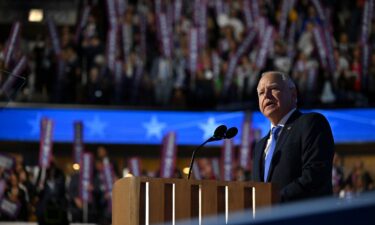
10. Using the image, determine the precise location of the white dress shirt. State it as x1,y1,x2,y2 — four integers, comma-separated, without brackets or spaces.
264,108,296,157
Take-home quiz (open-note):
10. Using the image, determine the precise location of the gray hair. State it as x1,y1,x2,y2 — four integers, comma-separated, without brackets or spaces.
260,71,296,89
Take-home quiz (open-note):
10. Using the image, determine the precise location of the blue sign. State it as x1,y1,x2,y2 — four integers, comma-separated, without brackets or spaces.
0,107,374,145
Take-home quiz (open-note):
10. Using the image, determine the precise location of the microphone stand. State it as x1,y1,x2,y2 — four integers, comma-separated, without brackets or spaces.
187,124,229,179
187,138,214,179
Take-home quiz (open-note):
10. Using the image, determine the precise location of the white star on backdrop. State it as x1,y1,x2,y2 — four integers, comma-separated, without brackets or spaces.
143,116,166,139
27,114,42,135
85,116,107,137
198,117,220,140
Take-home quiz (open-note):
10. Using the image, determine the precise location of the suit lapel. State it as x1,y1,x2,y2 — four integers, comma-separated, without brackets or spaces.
253,136,268,181
266,110,302,181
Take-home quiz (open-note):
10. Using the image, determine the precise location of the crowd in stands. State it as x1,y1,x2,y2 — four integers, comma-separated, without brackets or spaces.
0,0,375,109
0,149,373,224
0,148,118,224
1,1,375,224
332,154,374,198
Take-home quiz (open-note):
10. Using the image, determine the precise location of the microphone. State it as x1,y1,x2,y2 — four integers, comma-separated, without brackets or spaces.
207,125,227,142
225,127,238,139
187,125,227,179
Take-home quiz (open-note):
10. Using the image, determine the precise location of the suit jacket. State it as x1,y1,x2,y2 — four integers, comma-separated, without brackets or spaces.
252,110,334,202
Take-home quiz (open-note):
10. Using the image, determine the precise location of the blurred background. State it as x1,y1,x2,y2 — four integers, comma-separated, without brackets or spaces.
0,0,374,224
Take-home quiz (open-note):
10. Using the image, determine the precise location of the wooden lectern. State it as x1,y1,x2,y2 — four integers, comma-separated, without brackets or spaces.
113,177,278,225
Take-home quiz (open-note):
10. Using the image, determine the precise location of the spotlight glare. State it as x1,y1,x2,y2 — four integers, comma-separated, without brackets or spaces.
182,167,190,175
72,163,80,171
28,9,44,22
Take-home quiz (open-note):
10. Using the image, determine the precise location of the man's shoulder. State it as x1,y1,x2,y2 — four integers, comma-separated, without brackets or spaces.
299,111,329,123
297,111,332,133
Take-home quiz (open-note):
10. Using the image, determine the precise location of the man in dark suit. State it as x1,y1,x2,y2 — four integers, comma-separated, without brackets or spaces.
252,71,334,202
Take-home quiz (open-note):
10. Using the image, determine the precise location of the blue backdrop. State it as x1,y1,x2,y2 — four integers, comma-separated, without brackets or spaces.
0,107,374,145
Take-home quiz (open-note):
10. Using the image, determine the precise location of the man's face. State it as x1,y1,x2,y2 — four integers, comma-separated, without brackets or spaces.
257,73,296,124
